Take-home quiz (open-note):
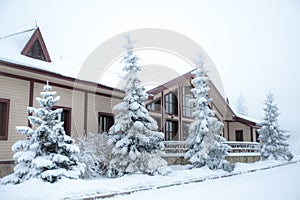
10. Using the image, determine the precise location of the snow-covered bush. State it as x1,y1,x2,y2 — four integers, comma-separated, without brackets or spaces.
1,82,85,184
107,36,171,177
257,93,293,161
184,56,235,172
77,132,112,178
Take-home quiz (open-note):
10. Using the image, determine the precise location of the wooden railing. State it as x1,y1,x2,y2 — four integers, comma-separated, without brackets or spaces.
163,141,188,155
163,141,260,155
224,142,260,153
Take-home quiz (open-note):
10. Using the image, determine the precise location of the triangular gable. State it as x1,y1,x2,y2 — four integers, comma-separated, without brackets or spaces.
21,27,51,62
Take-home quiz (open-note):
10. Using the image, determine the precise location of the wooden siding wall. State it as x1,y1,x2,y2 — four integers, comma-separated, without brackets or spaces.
228,122,252,141
0,63,124,161
0,76,30,160
33,83,86,138
87,94,121,134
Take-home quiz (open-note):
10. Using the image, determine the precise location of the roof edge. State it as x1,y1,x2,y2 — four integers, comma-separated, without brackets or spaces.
0,59,124,94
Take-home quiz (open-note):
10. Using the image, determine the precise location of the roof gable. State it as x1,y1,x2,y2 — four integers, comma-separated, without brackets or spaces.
21,28,51,62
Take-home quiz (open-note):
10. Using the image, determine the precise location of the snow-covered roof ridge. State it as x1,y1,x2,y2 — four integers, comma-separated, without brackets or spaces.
234,112,259,125
0,27,125,93
0,26,81,79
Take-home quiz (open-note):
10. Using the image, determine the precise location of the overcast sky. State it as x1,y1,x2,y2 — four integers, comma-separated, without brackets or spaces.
1,0,300,149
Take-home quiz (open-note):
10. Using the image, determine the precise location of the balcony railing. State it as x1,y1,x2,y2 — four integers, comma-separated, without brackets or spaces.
163,141,188,155
162,141,261,156
224,141,260,153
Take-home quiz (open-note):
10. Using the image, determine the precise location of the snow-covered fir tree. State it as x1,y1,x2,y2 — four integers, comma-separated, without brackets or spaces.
107,36,170,177
235,93,248,116
184,55,235,172
257,93,293,161
1,82,85,184
77,132,112,179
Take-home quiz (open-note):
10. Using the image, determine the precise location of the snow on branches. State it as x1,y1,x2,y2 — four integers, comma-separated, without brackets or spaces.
1,82,85,184
107,35,171,177
257,93,293,161
184,55,235,172
77,132,113,179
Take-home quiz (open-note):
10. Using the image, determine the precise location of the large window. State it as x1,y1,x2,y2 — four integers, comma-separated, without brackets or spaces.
235,130,244,141
182,122,191,140
99,113,114,133
165,91,178,115
0,99,10,140
182,86,193,117
146,99,161,112
165,120,178,141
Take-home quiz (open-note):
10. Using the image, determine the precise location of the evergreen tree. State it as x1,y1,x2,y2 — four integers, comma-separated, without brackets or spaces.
1,82,85,184
107,36,170,177
184,56,235,172
235,93,248,116
257,93,293,161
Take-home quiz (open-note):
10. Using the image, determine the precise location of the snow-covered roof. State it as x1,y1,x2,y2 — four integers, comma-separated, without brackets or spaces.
0,27,259,126
234,113,260,125
0,27,82,80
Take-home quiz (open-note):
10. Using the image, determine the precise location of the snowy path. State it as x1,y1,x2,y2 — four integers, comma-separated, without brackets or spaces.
113,161,300,200
0,158,299,200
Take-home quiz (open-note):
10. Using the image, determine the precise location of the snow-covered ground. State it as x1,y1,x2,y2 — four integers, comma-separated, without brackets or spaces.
115,160,300,200
0,157,299,200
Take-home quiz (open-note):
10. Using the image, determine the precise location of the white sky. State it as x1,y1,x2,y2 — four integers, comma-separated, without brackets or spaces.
1,0,300,143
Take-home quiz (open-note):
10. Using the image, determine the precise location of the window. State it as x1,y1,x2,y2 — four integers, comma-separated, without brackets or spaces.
99,113,114,133
26,40,46,60
235,130,244,141
165,91,178,115
182,86,193,117
55,107,71,136
0,99,10,140
146,99,161,112
165,120,178,141
60,108,71,136
182,122,191,140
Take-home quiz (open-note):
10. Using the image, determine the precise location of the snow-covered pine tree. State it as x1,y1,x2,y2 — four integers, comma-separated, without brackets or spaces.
1,82,85,184
107,36,170,177
235,93,248,116
184,55,235,172
257,93,293,161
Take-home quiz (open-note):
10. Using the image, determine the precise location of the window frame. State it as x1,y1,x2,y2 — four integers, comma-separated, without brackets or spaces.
0,98,10,140
164,90,178,115
54,106,72,136
98,112,114,133
146,98,161,113
165,120,178,141
235,130,244,141
26,39,46,60
182,86,193,118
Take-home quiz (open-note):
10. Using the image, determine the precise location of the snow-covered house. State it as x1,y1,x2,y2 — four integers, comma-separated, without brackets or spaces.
145,71,260,143
0,27,124,176
0,27,259,176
